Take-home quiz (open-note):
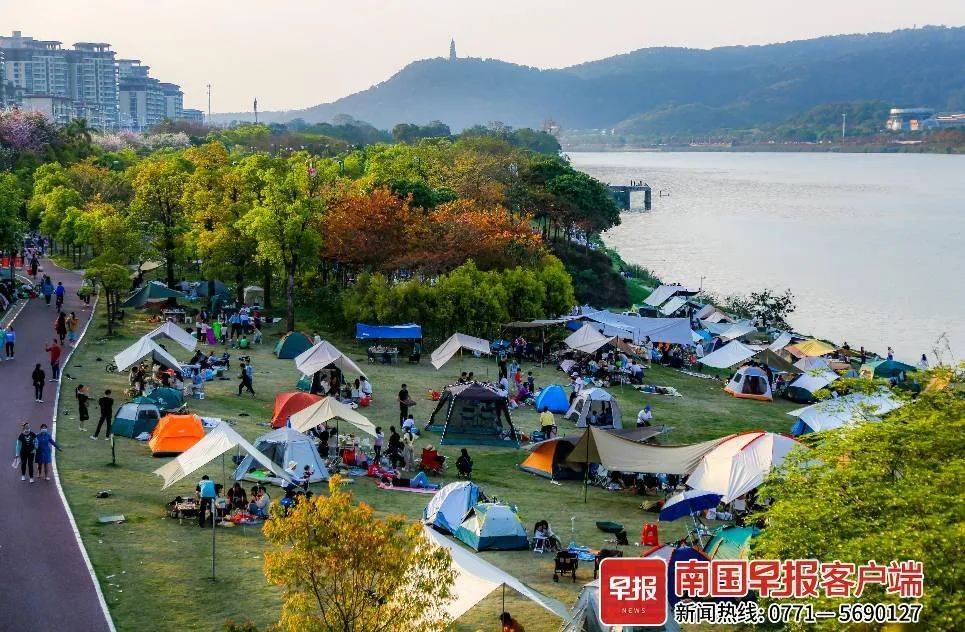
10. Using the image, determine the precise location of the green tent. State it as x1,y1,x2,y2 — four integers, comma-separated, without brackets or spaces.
121,281,187,308
859,359,917,380
138,387,185,412
274,331,313,359
296,375,312,392
111,400,162,438
704,526,761,560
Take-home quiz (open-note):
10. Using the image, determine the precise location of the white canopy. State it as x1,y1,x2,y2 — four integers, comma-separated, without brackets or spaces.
660,296,689,316
687,431,804,502
794,356,831,371
287,397,377,437
567,426,725,475
720,322,757,341
114,337,183,373
153,422,288,490
421,525,570,622
699,340,756,369
565,324,613,354
694,304,717,320
788,391,903,434
294,340,367,378
581,311,693,346
143,321,197,352
701,310,734,324
430,333,491,370
643,284,695,307
768,332,794,352
789,370,839,394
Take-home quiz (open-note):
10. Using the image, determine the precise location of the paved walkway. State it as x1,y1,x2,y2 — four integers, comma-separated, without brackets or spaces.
0,258,112,631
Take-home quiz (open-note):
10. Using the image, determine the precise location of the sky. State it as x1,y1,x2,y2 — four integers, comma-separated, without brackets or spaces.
2,1,963,113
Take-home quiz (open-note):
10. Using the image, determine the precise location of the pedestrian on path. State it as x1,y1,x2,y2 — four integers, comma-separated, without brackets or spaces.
45,339,61,381
55,312,67,345
54,281,65,310
34,424,60,481
4,325,15,360
66,312,78,344
41,277,53,306
14,422,37,483
237,361,255,396
31,363,45,402
92,389,114,440
75,384,90,431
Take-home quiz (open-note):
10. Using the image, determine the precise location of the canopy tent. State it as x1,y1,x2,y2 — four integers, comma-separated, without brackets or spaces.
137,388,184,412
564,324,613,355
234,427,330,486
114,337,183,373
423,481,482,534
786,370,839,403
429,383,518,447
699,340,756,369
355,323,422,340
564,387,622,429
193,280,230,298
455,503,529,551
859,359,917,380
768,332,794,352
643,284,697,307
504,317,577,329
288,397,377,437
430,333,491,370
724,366,773,401
274,331,314,359
687,431,804,502
787,338,837,357
154,421,288,489
567,426,726,475
270,392,323,429
149,414,205,456
581,311,693,346
294,340,367,378
704,526,761,560
753,349,802,375
701,310,735,325
519,437,584,480
143,321,197,352
120,281,186,308
658,296,687,316
795,356,831,372
533,384,570,414
789,390,903,435
243,285,264,305
111,401,161,438
719,322,757,342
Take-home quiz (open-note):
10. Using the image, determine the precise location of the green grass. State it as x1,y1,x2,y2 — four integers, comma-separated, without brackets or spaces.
58,303,797,632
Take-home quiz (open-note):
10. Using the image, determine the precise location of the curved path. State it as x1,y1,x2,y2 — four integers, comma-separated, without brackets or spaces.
0,258,113,631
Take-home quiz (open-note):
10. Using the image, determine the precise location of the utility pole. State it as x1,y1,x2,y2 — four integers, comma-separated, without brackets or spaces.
206,83,212,123
253,97,258,124
842,112,847,140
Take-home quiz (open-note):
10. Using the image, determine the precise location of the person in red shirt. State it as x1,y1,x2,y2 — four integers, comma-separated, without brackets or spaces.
45,338,61,381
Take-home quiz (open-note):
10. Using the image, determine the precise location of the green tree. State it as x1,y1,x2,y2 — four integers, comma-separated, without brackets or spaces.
129,154,192,287
0,172,26,279
84,260,131,335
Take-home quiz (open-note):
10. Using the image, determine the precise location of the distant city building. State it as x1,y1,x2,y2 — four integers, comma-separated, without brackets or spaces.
159,82,183,120
118,59,165,131
182,107,204,124
886,108,934,132
922,112,965,130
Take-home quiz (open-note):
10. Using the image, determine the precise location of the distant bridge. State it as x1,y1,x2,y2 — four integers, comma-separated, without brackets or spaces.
608,180,652,210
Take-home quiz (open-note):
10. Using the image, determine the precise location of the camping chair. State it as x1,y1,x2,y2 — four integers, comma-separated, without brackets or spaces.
532,534,549,554
419,448,445,475
553,551,578,582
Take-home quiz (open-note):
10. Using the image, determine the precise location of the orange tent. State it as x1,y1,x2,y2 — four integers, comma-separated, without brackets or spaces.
149,414,205,456
519,438,584,480
271,392,324,428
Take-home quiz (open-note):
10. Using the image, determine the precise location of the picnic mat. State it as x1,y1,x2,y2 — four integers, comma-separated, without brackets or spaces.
376,483,438,494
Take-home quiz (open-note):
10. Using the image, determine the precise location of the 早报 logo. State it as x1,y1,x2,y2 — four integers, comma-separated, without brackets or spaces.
599,558,668,626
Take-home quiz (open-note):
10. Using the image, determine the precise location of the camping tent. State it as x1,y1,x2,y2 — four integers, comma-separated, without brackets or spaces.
288,397,377,437
138,387,185,412
564,388,622,429
719,322,757,341
294,340,367,378
120,281,186,308
429,383,518,447
789,390,903,435
723,366,772,401
704,526,761,560
643,284,697,307
859,359,917,380
753,349,802,375
534,384,570,414
519,437,584,480
430,333,491,370
143,321,197,352
243,285,264,305
114,337,183,373
795,356,831,372
455,503,529,551
687,431,804,502
786,370,839,403
659,295,690,316
787,338,836,357
111,400,161,438
234,427,330,485
581,311,692,346
699,340,756,369
274,331,314,359
423,481,482,534
768,332,794,352
645,543,713,607
564,324,613,355
270,392,324,429
149,414,205,456
567,426,723,475
355,323,422,340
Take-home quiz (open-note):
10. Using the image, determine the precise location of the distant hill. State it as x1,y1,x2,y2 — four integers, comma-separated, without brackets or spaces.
214,26,965,137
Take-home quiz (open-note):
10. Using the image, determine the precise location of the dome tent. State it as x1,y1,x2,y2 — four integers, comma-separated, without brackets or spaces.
687,431,804,502
234,427,329,486
724,366,773,401
454,502,529,551
274,331,314,359
428,382,518,447
270,391,323,429
149,414,205,456
423,481,482,534
564,387,622,429
534,384,569,414
519,437,584,480
138,387,185,413
111,400,161,438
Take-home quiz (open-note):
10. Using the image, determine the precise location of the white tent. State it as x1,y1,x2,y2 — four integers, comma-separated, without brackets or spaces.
114,337,183,373
565,387,622,429
564,324,613,355
701,310,734,324
720,322,757,341
567,426,724,475
789,370,839,395
421,525,570,623
660,295,690,316
581,311,693,346
154,421,288,490
699,340,756,369
430,333,491,370
234,427,329,485
243,285,264,305
724,366,773,401
687,431,804,502
794,356,831,371
788,391,903,435
287,397,377,437
294,340,367,378
694,304,717,320
561,580,682,632
423,481,481,534
768,332,794,352
143,321,197,352
643,284,695,308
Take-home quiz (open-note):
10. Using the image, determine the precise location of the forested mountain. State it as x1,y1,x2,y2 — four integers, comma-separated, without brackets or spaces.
215,26,965,137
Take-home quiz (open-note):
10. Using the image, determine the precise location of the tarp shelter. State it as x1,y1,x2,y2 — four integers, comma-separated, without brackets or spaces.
149,414,205,456
430,333,491,370
565,388,622,429
789,390,903,435
355,323,422,340
660,296,691,316
724,366,773,401
274,331,313,359
243,285,264,305
567,426,725,475
114,337,182,373
754,349,802,375
787,338,837,357
859,359,917,380
564,324,613,355
143,321,197,352
234,427,329,485
455,503,529,551
120,281,187,308
429,383,518,446
704,526,761,560
534,384,569,414
270,392,323,429
687,431,804,502
294,340,367,378
519,437,584,480
768,332,794,352
699,340,756,369
154,421,288,490
288,397,377,437
643,284,697,307
701,310,734,325
193,280,230,298
423,481,482,534
111,400,161,438
138,387,184,412
786,370,839,403
581,311,692,346
719,322,757,341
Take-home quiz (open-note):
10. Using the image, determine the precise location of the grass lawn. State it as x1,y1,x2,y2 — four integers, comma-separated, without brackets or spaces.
57,302,797,632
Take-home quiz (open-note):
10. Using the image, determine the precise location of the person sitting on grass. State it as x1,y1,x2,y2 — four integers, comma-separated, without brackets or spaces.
226,482,247,512
456,448,473,479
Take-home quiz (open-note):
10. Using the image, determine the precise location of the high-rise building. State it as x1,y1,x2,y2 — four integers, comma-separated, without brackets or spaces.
118,59,165,131
69,42,119,130
159,82,183,121
181,108,204,124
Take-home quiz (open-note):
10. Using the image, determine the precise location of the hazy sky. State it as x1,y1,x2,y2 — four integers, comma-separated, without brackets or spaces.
2,1,963,112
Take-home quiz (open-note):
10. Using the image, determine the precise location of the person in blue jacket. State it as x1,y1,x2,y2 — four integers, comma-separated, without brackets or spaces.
34,423,61,482
40,278,54,306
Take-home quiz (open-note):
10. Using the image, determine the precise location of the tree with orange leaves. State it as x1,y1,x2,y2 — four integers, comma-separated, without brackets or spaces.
322,187,413,273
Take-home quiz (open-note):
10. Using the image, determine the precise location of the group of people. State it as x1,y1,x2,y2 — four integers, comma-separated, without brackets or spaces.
14,421,60,483
195,305,263,348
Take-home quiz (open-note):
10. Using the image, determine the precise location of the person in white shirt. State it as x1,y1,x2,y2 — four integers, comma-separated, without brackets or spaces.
360,377,372,397
637,405,653,427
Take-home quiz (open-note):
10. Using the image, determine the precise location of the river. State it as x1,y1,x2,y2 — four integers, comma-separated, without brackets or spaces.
569,151,965,363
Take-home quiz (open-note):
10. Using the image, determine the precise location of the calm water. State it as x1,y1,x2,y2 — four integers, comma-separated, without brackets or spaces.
569,151,965,363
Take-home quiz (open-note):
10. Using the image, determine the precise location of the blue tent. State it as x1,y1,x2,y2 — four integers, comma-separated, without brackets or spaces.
454,503,529,551
355,323,422,340
534,384,569,414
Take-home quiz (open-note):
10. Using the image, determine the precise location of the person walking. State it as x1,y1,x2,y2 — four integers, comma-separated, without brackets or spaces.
4,325,15,360
397,383,410,424
237,360,255,396
75,384,90,432
40,277,53,306
34,424,61,481
92,389,114,440
14,422,37,483
196,475,217,528
31,363,45,402
45,339,61,381
54,312,67,345
54,281,65,310
66,311,78,345
373,427,384,465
